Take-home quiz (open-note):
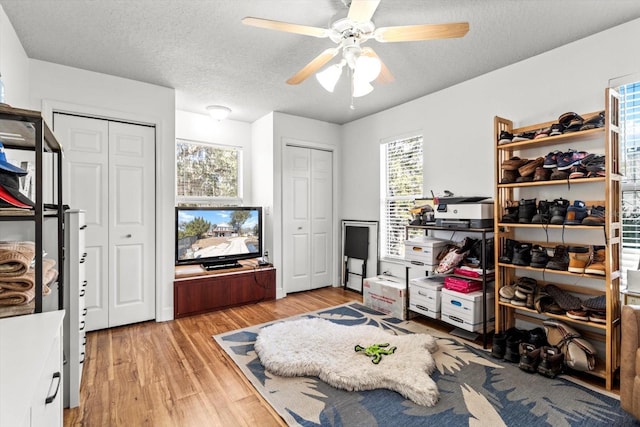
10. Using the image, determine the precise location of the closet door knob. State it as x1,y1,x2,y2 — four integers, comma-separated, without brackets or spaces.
125,234,132,238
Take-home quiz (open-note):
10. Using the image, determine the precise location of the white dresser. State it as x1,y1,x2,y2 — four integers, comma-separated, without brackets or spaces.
0,310,65,427
63,209,87,408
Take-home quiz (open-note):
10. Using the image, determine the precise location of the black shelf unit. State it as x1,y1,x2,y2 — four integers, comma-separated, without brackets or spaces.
0,105,64,314
404,224,494,348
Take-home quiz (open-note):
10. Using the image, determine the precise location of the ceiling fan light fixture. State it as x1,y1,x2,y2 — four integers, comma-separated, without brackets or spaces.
206,105,232,121
316,62,344,92
352,77,373,98
355,54,381,82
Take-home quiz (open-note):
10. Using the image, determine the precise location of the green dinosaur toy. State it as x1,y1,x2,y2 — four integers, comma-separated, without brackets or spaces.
354,343,397,364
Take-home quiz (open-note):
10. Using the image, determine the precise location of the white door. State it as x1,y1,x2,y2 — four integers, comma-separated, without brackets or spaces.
283,146,333,293
54,113,155,330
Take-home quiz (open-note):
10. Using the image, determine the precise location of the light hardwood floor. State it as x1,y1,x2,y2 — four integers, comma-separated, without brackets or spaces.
63,286,358,427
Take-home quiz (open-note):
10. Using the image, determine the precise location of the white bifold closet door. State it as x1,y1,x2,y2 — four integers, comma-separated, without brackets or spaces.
54,113,156,330
283,145,333,293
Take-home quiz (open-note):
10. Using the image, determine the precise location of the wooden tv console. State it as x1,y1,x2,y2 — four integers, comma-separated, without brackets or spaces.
173,259,276,319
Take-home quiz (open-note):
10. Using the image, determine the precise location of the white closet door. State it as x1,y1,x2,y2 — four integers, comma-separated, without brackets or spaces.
54,113,156,330
108,122,156,327
283,145,333,293
55,114,109,330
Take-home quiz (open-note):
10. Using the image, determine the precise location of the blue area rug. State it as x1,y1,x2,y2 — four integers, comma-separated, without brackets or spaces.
213,302,637,426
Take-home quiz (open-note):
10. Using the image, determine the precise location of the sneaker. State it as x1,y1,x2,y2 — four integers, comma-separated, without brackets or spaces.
557,150,589,170
537,346,565,378
543,150,562,169
564,200,588,225
566,309,590,321
498,130,514,144
567,245,590,273
546,245,569,271
512,132,536,142
568,165,588,179
584,246,606,275
519,342,541,373
582,206,605,226
579,111,605,131
588,311,607,324
530,245,550,268
534,127,550,139
549,123,563,136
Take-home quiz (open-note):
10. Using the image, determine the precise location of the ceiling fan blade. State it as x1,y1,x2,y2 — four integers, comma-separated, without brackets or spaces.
361,47,395,84
374,22,469,42
242,17,329,38
286,48,340,85
348,0,381,22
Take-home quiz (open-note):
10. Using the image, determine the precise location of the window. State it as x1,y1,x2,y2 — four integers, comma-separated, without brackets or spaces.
176,139,242,204
380,135,423,259
620,82,640,282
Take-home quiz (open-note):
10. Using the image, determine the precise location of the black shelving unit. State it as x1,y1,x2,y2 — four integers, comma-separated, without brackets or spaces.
404,224,494,348
0,105,64,315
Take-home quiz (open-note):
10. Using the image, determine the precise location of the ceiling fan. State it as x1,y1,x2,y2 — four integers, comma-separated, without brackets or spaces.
241,0,469,99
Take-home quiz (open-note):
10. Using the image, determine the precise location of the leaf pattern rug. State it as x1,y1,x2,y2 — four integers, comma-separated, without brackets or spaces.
213,302,636,426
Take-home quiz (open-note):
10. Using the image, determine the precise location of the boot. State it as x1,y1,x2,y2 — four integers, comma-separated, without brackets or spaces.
504,327,526,363
537,346,565,378
491,332,507,359
531,200,550,223
512,242,532,266
584,246,606,275
498,239,518,264
564,200,588,225
567,246,590,273
501,201,519,223
546,245,569,271
519,342,541,373
518,198,537,223
530,245,549,268
549,198,570,224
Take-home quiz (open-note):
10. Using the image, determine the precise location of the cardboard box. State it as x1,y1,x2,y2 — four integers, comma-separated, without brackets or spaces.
440,288,495,333
403,236,450,266
363,275,406,320
409,276,443,319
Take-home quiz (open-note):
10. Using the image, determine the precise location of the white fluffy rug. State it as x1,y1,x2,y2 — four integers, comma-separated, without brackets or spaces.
254,317,440,406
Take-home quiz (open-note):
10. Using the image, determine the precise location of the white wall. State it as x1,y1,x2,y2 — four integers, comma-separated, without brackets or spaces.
0,5,29,107
341,17,640,276
271,112,341,296
29,60,176,322
251,112,275,269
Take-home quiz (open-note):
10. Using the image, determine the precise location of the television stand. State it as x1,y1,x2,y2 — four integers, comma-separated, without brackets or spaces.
202,261,242,271
174,259,276,318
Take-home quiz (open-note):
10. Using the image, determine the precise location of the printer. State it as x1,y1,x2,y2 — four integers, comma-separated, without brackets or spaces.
433,196,494,228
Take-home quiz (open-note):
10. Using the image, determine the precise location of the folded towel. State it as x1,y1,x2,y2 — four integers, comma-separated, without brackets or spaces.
0,241,36,277
0,258,58,294
0,286,34,305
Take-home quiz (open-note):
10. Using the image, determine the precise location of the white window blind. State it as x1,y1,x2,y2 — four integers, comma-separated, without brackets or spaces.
620,82,640,281
380,135,423,259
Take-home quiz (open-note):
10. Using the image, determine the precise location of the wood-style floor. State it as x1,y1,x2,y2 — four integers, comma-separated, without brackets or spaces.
63,286,616,426
63,287,358,427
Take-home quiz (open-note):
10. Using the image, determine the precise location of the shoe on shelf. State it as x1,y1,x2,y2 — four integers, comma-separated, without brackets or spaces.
502,156,529,171
512,242,532,266
518,198,537,223
557,150,589,170
584,155,605,177
567,246,590,273
549,198,570,224
531,200,550,223
498,238,518,263
584,246,606,275
537,346,565,378
543,150,562,169
519,342,541,373
582,295,606,313
501,201,519,223
530,245,550,268
588,311,607,324
534,127,551,139
501,169,519,184
533,167,551,181
545,284,583,311
518,157,545,177
498,130,514,144
568,164,588,179
512,132,536,142
582,205,605,226
546,245,570,271
579,111,605,131
559,111,585,133
566,309,590,321
564,200,588,225
549,123,563,136
550,168,569,180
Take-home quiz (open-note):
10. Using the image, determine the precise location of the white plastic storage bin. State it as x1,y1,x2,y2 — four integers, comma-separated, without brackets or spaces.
403,236,450,266
440,288,495,333
409,276,444,319
363,275,406,320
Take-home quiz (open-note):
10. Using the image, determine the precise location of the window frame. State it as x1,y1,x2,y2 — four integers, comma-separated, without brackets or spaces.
379,133,424,261
175,138,244,206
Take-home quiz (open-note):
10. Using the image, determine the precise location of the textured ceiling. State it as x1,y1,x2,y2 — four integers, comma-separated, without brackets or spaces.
2,0,640,125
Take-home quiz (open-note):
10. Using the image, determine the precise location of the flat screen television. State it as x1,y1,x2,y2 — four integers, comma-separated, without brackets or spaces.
175,206,262,270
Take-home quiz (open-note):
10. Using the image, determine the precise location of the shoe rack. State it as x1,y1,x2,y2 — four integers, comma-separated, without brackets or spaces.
493,88,621,390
